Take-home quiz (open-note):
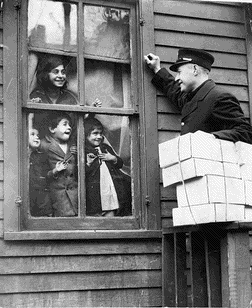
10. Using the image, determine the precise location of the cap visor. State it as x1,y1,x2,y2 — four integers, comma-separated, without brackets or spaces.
169,60,192,72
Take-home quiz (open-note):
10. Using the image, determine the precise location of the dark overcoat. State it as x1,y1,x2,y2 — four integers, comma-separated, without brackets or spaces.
85,143,132,216
29,150,53,217
40,135,78,217
152,68,252,143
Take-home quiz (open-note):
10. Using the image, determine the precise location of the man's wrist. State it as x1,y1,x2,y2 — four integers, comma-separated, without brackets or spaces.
154,67,161,74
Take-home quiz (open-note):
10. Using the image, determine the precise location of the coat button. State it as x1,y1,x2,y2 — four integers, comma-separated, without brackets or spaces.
181,122,185,126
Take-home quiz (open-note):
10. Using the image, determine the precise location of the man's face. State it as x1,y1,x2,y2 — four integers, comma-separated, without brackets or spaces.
50,118,72,143
175,63,196,93
48,64,66,88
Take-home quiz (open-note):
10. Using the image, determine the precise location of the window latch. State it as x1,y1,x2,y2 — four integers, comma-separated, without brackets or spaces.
15,196,22,207
145,195,150,206
140,18,145,26
14,0,21,10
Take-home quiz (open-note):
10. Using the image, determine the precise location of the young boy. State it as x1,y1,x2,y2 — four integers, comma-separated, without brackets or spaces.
85,117,132,217
40,111,78,217
29,126,52,217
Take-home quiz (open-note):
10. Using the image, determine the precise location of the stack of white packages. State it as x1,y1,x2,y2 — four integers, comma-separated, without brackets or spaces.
159,131,252,226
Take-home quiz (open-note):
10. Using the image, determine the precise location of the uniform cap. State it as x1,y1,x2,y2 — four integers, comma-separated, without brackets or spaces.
170,48,215,72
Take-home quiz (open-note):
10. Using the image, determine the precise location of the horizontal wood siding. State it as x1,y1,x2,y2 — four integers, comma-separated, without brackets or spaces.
0,239,162,307
0,8,3,238
153,0,249,228
0,2,161,307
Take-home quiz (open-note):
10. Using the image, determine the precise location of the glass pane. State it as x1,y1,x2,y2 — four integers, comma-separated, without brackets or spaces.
84,5,130,60
28,0,77,52
84,115,132,217
28,52,78,105
28,111,78,217
84,59,131,109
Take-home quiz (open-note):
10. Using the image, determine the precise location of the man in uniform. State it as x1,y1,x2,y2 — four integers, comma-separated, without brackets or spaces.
144,47,252,143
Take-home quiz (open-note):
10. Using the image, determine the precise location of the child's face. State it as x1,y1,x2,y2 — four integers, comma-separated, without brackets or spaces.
87,128,103,147
50,118,72,143
48,64,66,88
29,128,40,149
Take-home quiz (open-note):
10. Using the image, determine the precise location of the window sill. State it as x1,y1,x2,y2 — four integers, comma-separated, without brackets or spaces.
4,230,162,241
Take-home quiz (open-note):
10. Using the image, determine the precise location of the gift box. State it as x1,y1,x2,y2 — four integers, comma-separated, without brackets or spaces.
244,180,252,206
219,139,239,163
161,158,224,187
176,175,245,207
176,175,226,207
235,141,252,165
240,164,252,181
159,131,222,169
172,203,245,226
243,206,252,221
223,162,241,179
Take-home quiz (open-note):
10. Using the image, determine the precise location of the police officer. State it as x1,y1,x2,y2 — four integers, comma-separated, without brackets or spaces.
144,47,252,144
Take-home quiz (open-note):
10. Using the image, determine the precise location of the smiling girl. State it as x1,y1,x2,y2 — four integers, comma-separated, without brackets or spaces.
84,117,132,217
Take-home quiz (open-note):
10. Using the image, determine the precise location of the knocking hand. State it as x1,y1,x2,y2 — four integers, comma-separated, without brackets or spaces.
144,53,161,74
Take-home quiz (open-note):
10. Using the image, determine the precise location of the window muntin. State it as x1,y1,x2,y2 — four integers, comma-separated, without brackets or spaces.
22,0,140,230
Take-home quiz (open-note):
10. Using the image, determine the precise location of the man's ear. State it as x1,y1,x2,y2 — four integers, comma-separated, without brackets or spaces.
193,64,198,76
49,126,55,134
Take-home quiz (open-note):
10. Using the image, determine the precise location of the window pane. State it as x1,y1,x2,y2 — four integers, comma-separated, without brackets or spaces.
28,0,77,52
28,111,79,217
84,5,130,60
28,52,78,104
84,59,131,108
84,115,132,217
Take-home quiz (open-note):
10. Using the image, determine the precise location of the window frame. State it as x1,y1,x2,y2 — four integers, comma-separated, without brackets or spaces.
3,0,161,239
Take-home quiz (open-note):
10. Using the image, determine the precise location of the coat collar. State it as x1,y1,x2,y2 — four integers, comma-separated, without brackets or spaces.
182,79,215,119
43,135,69,158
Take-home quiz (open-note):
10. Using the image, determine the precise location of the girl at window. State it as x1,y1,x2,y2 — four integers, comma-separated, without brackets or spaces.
29,125,53,217
30,54,78,143
84,117,132,217
30,54,77,105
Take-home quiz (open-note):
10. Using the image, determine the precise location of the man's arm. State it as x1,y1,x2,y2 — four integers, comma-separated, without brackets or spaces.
144,53,186,111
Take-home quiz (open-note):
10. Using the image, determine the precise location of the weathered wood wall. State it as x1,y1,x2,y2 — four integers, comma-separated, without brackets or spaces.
0,239,162,307
0,3,163,307
156,1,252,303
156,0,251,228
1,1,252,307
0,7,4,240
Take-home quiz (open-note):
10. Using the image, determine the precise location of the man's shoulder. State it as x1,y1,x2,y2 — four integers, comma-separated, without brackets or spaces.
205,80,234,98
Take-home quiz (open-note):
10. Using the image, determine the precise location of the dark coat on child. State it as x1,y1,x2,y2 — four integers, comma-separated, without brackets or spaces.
152,68,252,144
29,149,53,217
85,143,132,216
40,135,78,217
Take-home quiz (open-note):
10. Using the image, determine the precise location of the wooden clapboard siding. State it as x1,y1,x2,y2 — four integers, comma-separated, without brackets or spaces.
0,239,162,306
2,289,162,308
153,1,250,229
0,9,3,238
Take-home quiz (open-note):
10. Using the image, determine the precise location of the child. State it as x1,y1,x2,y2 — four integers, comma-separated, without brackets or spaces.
30,55,78,143
85,117,132,217
29,126,52,217
40,111,78,217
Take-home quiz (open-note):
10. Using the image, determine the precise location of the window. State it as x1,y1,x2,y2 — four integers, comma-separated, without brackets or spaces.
4,0,160,235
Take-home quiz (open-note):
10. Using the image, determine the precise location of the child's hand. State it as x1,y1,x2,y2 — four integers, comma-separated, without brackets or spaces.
70,145,77,155
92,98,102,108
87,153,97,166
98,150,117,163
55,161,68,172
